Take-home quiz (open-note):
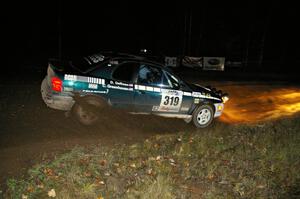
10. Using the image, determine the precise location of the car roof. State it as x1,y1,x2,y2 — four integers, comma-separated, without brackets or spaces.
101,51,164,65
72,51,166,74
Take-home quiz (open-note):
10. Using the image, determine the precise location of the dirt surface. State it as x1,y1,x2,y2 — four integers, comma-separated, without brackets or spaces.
0,77,299,190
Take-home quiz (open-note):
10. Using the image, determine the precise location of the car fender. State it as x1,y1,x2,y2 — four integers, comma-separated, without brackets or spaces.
72,92,109,107
190,99,216,115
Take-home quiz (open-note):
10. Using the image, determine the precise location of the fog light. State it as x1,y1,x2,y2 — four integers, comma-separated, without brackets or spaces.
217,105,223,111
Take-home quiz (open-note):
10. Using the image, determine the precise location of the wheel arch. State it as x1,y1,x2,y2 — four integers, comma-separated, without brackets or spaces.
72,92,109,106
190,99,216,115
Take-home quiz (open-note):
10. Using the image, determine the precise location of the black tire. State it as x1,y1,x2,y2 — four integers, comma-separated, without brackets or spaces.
72,95,106,126
192,104,214,128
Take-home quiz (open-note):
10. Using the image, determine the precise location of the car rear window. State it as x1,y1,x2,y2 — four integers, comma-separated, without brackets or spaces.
71,54,107,73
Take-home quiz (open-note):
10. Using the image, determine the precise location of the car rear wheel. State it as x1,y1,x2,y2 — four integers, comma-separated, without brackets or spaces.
72,95,106,126
192,104,214,128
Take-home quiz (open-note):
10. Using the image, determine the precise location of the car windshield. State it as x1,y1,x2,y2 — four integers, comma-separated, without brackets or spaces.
163,67,191,90
165,72,180,88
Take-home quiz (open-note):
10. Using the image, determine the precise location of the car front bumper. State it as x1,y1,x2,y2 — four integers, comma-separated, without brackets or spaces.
214,103,224,118
41,77,75,111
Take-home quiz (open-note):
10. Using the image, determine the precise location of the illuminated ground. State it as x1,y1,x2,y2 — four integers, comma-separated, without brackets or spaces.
0,79,299,190
218,83,300,123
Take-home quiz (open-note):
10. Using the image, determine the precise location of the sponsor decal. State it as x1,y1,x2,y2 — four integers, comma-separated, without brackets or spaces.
110,81,133,87
88,83,98,89
64,74,105,85
107,84,134,91
183,92,192,96
109,60,118,65
152,106,159,111
191,92,220,100
180,107,189,111
82,89,108,94
87,54,105,64
64,74,77,81
64,87,74,92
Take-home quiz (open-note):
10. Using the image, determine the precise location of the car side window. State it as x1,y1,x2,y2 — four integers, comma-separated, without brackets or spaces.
165,72,180,89
112,62,139,83
137,65,170,87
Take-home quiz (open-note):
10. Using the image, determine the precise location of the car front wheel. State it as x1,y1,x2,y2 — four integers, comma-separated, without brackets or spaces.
192,104,214,128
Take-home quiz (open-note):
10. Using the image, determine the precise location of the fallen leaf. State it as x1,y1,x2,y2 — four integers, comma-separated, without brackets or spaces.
149,157,155,161
22,194,28,199
130,163,136,168
257,185,265,189
84,172,92,177
99,181,105,185
117,168,122,174
37,183,44,189
147,168,153,175
48,189,56,197
156,156,162,161
207,173,215,181
184,161,190,167
99,160,107,166
113,163,120,167
44,168,54,176
27,186,34,192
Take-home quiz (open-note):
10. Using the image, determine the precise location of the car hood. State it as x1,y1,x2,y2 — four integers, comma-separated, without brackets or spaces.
187,83,223,100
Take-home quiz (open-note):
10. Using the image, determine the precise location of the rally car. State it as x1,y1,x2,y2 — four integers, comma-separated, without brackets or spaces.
41,52,229,128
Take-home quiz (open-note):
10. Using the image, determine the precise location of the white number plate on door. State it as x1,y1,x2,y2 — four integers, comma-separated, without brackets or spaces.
158,90,183,112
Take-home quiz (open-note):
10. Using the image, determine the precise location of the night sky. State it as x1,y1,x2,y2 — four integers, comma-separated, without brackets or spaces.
3,1,300,72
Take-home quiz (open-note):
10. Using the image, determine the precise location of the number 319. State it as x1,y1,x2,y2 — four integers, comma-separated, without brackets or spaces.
164,96,179,106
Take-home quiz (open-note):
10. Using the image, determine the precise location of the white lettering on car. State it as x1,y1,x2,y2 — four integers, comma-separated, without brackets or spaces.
88,54,105,63
82,89,108,94
64,74,77,81
88,83,98,89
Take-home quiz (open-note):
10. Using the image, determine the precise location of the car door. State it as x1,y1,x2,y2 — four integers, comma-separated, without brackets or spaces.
133,63,185,114
163,71,194,114
108,61,140,109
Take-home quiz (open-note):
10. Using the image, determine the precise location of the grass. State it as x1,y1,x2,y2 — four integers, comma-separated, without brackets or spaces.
2,115,300,199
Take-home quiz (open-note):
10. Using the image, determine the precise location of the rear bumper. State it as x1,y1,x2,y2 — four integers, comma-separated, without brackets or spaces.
41,77,75,111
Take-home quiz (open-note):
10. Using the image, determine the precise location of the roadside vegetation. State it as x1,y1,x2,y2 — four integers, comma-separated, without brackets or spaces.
3,115,300,199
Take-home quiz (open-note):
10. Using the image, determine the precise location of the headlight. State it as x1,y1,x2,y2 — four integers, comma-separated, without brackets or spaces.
222,95,229,103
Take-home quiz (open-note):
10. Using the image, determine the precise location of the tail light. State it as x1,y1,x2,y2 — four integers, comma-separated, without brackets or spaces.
51,77,63,92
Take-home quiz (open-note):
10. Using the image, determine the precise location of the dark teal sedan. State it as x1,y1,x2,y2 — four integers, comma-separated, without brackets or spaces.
41,52,229,128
